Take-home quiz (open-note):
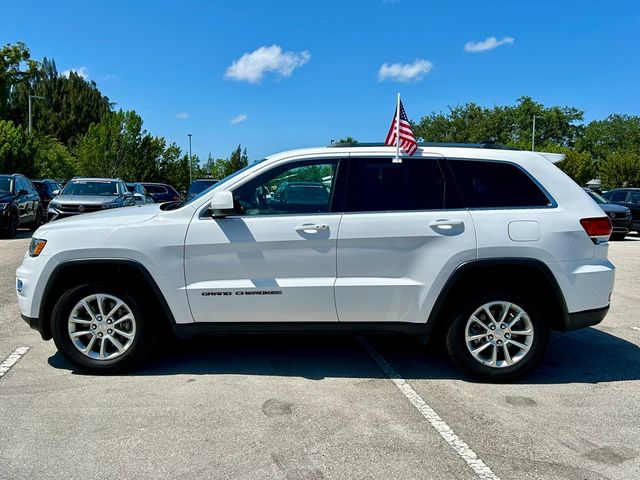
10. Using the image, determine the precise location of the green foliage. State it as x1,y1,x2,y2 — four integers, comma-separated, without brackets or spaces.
0,119,35,175
548,146,597,186
204,145,249,179
414,96,583,148
9,58,111,146
336,137,358,145
33,136,76,179
74,110,165,181
577,114,640,161
0,42,40,119
598,150,640,189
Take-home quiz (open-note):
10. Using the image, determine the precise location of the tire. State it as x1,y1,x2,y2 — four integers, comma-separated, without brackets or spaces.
30,207,43,231
0,210,19,238
51,284,158,373
610,233,626,241
446,291,550,382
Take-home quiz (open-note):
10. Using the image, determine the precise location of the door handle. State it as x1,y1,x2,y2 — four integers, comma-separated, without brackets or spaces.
295,223,329,233
429,219,464,229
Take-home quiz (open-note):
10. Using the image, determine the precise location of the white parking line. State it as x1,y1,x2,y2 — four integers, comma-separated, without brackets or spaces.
0,347,30,380
356,336,500,480
631,327,640,332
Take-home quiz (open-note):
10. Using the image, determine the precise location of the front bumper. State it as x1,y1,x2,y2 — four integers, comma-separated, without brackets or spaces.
611,217,631,234
21,314,49,340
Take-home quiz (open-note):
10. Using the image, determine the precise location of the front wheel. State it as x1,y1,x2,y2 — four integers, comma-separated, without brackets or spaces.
51,285,157,373
30,207,43,231
446,293,550,382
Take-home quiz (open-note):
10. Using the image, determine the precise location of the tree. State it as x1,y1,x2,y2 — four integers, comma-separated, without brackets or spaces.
578,114,640,161
33,136,76,179
413,97,583,149
227,145,248,175
598,150,640,189
9,58,111,146
551,147,597,186
337,137,358,145
0,42,40,120
74,110,164,181
0,120,36,175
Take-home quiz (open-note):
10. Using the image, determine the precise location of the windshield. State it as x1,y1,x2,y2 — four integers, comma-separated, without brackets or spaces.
0,176,12,194
63,180,119,196
586,190,607,204
181,159,267,207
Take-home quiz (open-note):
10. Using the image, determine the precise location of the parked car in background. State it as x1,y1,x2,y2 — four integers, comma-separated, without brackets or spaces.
126,182,155,205
602,188,640,234
187,178,219,200
32,179,63,223
0,173,42,237
48,178,135,221
583,188,631,240
140,182,181,203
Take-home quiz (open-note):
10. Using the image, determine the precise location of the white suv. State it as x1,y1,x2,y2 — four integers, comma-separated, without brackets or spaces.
16,144,615,381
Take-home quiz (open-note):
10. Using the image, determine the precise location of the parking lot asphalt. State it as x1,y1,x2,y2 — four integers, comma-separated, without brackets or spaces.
1,230,639,480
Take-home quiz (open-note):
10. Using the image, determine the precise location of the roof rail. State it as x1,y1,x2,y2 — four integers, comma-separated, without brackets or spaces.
328,141,520,151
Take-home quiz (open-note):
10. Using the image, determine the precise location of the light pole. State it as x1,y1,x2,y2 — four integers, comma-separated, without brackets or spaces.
187,134,193,185
531,114,536,151
28,95,45,134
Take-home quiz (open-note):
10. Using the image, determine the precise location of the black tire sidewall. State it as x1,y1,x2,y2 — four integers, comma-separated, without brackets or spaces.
52,285,156,373
446,292,550,382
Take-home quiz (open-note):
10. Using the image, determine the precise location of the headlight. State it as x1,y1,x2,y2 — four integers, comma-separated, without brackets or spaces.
103,201,121,209
29,238,47,257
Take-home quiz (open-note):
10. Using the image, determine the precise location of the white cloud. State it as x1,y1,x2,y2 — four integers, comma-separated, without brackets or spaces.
464,36,514,53
378,59,433,83
225,45,311,83
176,112,189,120
61,66,89,80
230,114,248,125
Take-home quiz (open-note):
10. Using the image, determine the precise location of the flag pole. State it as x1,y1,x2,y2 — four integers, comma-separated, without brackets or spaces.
394,92,401,163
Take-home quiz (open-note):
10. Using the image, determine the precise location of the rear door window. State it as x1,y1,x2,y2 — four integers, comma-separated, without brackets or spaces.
344,157,459,212
448,160,551,208
608,190,628,202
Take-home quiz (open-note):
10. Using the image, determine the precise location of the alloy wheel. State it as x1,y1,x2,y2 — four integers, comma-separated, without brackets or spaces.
67,293,137,360
464,301,534,368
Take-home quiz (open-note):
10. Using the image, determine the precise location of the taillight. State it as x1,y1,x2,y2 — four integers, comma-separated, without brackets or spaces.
580,217,612,239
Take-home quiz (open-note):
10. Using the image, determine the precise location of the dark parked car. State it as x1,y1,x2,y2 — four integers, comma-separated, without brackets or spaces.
583,188,631,240
602,188,640,234
140,182,181,203
126,182,155,205
0,173,42,237
48,177,135,221
32,179,63,222
187,178,219,200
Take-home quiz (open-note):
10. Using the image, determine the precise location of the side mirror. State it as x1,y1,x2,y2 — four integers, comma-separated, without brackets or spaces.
51,190,60,197
210,191,235,217
133,193,144,200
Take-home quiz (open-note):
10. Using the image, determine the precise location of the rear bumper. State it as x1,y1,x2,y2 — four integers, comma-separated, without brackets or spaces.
563,305,609,331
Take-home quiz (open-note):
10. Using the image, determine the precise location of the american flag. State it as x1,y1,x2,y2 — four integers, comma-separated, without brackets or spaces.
385,99,418,155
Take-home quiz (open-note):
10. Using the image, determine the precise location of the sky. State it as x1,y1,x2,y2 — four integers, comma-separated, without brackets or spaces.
2,0,640,161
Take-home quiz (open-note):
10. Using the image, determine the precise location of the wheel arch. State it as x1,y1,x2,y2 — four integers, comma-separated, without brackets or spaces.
38,259,177,340
427,258,570,337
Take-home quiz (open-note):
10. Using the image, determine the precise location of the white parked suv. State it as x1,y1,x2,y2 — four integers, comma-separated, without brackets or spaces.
16,144,615,380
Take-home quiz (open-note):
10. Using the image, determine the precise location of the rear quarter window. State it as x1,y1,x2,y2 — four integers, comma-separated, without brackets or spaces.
448,160,551,208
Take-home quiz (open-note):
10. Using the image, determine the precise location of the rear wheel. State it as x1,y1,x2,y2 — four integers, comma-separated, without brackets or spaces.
446,292,550,382
52,285,157,373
